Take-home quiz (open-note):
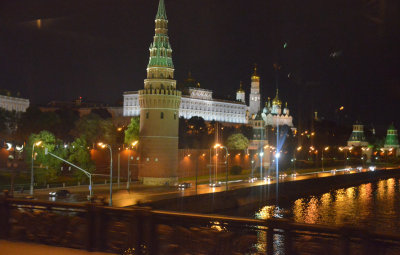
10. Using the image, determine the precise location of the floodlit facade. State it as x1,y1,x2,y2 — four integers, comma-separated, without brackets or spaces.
0,94,29,112
124,88,247,124
261,89,294,127
347,122,369,147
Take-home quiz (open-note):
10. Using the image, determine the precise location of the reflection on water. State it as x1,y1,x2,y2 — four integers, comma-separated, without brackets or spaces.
254,178,400,233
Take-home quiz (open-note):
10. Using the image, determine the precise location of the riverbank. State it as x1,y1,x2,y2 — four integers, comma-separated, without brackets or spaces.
142,168,400,214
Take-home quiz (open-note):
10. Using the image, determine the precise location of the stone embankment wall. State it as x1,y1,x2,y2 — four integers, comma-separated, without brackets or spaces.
143,169,400,214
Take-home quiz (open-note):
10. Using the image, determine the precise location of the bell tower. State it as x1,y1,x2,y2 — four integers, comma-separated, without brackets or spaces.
138,0,181,185
249,64,261,115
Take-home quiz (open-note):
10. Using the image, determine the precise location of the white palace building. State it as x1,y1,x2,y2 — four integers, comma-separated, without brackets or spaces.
123,66,293,127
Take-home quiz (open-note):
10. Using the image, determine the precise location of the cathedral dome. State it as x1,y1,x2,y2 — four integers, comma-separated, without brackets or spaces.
272,89,282,106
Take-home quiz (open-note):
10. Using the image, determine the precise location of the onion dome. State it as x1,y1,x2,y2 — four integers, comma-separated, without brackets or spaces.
272,89,282,106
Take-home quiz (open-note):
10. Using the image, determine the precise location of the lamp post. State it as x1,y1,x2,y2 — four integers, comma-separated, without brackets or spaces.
214,143,229,191
293,146,302,175
98,142,113,206
127,141,138,190
30,141,42,195
251,160,254,179
259,150,264,179
322,146,329,172
339,146,352,168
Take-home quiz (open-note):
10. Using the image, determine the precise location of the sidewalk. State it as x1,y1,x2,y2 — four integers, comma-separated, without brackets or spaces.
0,240,114,255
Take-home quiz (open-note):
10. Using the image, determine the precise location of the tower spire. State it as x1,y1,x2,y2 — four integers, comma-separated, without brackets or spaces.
156,0,167,20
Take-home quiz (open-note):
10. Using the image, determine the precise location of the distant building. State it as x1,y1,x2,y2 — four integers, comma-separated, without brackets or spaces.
384,124,399,149
0,94,29,112
236,82,245,103
347,121,368,147
384,124,400,156
125,66,294,126
124,72,247,123
261,89,294,128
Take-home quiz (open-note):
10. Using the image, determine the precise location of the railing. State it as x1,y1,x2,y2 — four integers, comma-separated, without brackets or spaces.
1,192,400,254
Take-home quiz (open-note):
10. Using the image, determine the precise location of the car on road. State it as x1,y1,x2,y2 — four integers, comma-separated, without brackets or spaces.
49,189,71,198
178,182,192,189
247,177,258,183
209,182,221,187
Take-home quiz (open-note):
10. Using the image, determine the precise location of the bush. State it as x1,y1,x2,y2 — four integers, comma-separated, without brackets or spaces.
230,165,243,175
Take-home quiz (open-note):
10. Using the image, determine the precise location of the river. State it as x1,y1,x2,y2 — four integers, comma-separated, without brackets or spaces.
240,177,400,234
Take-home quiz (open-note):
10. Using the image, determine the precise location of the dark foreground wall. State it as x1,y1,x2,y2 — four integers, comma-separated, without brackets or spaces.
143,169,400,214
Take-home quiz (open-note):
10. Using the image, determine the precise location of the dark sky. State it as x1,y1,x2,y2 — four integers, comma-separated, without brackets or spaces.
0,0,399,131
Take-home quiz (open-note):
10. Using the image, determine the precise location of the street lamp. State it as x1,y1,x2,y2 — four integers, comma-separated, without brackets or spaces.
214,143,229,191
98,142,113,206
30,141,42,195
259,151,264,179
322,146,329,172
293,146,302,174
127,140,138,190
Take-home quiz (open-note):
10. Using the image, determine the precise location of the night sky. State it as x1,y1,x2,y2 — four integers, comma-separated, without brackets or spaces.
0,0,399,131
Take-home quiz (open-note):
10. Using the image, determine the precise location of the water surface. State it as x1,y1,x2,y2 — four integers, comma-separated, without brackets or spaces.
249,177,400,233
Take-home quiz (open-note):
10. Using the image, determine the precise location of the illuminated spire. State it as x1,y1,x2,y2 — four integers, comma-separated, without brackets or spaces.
148,0,173,68
156,0,167,20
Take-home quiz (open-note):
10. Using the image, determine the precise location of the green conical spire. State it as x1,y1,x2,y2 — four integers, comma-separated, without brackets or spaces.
156,0,167,20
147,0,173,69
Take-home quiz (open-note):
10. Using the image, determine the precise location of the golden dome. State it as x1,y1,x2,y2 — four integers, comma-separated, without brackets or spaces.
251,64,260,80
272,89,282,106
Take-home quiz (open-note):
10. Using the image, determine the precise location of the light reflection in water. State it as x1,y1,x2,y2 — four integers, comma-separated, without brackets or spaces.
252,177,400,233
247,178,400,253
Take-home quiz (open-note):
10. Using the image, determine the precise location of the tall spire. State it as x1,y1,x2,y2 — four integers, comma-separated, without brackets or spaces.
147,0,173,69
156,0,167,20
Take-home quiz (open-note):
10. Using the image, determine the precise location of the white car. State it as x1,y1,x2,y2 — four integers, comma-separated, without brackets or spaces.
209,182,221,187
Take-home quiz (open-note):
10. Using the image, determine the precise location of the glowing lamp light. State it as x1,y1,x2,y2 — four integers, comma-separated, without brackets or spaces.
6,143,12,151
259,152,264,157
131,141,139,147
275,152,281,159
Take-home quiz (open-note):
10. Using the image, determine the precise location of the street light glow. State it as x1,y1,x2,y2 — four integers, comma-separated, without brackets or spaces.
275,152,281,158
213,143,221,149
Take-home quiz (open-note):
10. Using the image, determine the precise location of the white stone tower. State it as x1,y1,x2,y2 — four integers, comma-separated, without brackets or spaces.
138,0,181,185
236,81,245,103
249,65,261,115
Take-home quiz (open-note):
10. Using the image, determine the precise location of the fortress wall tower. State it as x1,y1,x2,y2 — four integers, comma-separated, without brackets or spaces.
138,0,181,185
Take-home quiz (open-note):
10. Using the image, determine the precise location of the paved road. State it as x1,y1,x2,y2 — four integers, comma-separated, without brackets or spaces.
0,240,114,255
12,166,394,207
